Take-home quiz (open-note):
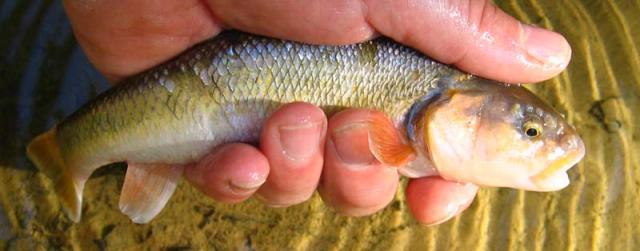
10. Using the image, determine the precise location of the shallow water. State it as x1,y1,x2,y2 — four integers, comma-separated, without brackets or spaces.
1,0,639,250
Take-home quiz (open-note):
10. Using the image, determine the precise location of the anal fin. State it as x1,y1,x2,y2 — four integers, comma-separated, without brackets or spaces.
119,163,184,224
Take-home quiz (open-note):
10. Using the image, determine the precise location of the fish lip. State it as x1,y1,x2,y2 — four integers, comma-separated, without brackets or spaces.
529,140,586,187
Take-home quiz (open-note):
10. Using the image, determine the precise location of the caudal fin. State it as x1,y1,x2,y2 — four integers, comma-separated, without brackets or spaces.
26,128,84,222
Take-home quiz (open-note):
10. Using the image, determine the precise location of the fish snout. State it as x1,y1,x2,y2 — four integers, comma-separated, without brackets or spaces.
529,134,585,191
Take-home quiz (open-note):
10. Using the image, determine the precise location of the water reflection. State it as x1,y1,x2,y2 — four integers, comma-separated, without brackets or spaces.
0,0,108,170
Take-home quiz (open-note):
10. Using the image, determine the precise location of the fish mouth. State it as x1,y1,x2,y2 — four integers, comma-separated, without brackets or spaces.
529,144,586,191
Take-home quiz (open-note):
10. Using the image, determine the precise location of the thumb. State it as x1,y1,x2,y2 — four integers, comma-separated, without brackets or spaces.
366,0,571,83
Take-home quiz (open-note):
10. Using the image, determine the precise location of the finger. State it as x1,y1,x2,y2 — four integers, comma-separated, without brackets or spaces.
366,0,571,83
67,0,570,84
63,0,222,81
405,176,478,225
208,0,570,83
318,109,399,216
257,102,327,207
184,143,269,203
206,0,376,44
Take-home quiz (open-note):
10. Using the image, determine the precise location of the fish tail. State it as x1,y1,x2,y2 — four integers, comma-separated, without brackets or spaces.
26,127,83,222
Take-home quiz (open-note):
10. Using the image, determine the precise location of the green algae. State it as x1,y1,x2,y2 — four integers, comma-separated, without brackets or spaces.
1,0,639,250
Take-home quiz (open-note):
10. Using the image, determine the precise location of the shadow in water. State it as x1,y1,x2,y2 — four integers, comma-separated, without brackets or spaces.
0,0,109,170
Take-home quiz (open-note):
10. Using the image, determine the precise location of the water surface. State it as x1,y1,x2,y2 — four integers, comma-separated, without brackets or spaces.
0,0,638,250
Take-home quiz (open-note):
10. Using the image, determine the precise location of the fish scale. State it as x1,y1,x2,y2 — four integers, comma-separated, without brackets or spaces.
26,30,586,223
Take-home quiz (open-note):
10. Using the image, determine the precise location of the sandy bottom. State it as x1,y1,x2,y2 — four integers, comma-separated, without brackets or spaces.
1,0,639,250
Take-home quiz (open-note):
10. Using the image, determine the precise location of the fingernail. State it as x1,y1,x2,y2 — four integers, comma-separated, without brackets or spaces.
425,202,460,226
228,182,260,194
253,193,289,208
522,24,572,70
279,120,323,162
425,182,477,226
265,203,289,208
229,171,267,193
331,123,377,167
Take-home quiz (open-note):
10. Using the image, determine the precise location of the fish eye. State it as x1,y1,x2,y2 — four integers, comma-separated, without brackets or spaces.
523,121,543,138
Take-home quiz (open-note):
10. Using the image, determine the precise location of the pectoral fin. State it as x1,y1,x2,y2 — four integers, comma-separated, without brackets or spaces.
119,163,184,224
366,113,416,167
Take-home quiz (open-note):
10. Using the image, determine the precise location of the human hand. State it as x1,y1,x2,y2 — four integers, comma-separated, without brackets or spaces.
64,0,571,225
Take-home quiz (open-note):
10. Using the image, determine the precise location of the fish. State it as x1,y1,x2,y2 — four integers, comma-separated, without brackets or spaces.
26,31,585,224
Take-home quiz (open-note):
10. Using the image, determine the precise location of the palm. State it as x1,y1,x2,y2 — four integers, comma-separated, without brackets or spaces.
63,0,570,225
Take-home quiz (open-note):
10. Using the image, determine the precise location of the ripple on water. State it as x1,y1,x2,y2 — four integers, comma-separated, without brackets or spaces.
0,205,13,241
1,0,640,250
